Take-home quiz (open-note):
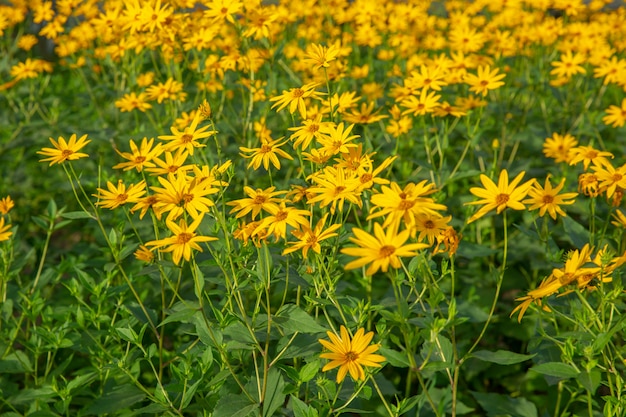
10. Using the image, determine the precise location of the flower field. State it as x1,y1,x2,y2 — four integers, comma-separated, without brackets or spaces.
2,0,626,416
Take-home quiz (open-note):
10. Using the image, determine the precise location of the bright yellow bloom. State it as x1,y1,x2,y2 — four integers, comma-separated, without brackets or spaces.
158,111,216,155
269,82,323,119
145,150,193,176
254,202,310,242
134,245,155,263
227,186,284,220
542,133,578,164
341,223,429,275
592,160,626,198
0,196,15,215
319,326,386,383
463,65,506,96
93,180,146,210
283,214,341,258
400,88,441,116
38,134,91,166
523,176,578,220
466,170,534,223
288,115,331,151
147,216,217,265
239,137,293,171
306,166,362,214
602,99,626,128
113,137,163,172
550,50,586,79
0,217,13,242
316,122,359,156
568,146,613,170
367,181,446,231
151,171,218,221
304,43,340,70
115,92,152,113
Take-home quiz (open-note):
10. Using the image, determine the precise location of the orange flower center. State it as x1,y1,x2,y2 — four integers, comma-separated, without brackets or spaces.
360,173,372,184
379,245,396,257
542,195,554,204
612,173,623,182
253,195,267,204
181,134,193,143
275,210,288,221
495,193,509,205
116,193,128,203
135,156,146,163
424,220,435,229
62,149,73,158
334,186,346,195
292,88,304,98
177,233,192,244
260,144,272,154
398,199,415,210
345,351,358,361
182,193,194,203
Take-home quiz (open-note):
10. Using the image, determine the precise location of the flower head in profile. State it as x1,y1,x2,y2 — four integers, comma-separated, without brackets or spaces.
239,137,293,171
319,326,386,383
0,196,15,215
466,170,534,223
38,134,91,166
0,217,13,242
113,137,163,172
93,180,146,210
602,99,626,128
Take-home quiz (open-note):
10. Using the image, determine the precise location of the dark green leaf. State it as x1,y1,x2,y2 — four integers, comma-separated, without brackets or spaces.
378,347,409,368
530,362,579,379
60,211,94,219
471,391,538,417
578,369,601,393
274,304,326,335
472,350,535,365
213,394,257,417
83,384,146,414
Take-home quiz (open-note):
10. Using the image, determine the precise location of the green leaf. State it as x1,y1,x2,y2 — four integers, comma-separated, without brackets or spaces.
472,350,535,365
290,395,318,417
274,304,326,335
471,391,538,417
60,211,94,219
83,384,146,415
213,394,257,417
262,368,286,417
378,347,409,368
530,362,580,379
0,351,33,373
578,369,602,393
562,216,590,248
159,302,201,327
299,360,319,383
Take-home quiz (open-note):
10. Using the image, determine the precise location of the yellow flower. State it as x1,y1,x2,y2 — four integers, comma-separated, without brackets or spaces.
239,137,293,171
227,186,284,220
134,245,154,263
158,111,216,155
0,217,13,242
93,180,146,210
400,88,441,116
568,146,613,170
113,137,163,172
0,196,15,215
38,134,91,166
463,65,506,96
592,160,626,198
304,43,340,70
542,133,578,164
341,223,429,276
283,214,341,258
602,98,626,128
523,176,578,220
115,92,152,113
550,50,586,79
319,326,386,383
269,82,323,119
146,215,217,265
466,170,534,223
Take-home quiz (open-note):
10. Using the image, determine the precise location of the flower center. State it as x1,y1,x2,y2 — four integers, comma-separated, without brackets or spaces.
116,193,128,203
379,245,395,257
345,351,359,361
398,199,415,210
177,233,192,244
292,88,304,98
495,193,509,205
424,220,435,229
62,149,73,158
275,210,288,221
542,195,554,204
181,134,193,143
253,195,267,204
134,156,146,163
182,193,194,203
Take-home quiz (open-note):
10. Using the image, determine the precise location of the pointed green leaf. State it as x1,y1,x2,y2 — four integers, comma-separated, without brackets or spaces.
472,350,535,365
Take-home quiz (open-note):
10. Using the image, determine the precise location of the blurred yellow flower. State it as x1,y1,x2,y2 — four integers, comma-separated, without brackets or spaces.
523,176,578,220
0,217,12,242
240,137,293,171
0,196,15,215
